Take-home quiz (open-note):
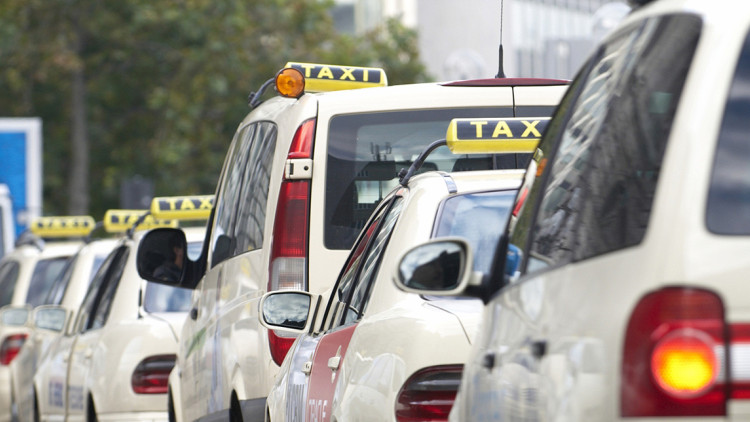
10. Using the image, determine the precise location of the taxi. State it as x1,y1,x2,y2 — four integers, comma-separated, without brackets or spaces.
135,61,567,422
32,199,208,422
394,0,750,420
259,117,550,422
9,231,121,422
0,216,92,422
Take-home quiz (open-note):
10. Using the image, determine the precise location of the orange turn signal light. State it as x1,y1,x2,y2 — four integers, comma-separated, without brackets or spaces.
276,67,305,98
651,329,718,398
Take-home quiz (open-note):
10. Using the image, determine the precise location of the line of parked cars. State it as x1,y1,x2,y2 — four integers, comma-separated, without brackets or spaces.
6,0,748,420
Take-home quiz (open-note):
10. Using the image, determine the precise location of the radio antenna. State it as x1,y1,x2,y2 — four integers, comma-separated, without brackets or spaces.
496,0,506,78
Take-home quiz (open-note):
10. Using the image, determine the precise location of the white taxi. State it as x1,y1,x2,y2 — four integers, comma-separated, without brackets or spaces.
10,232,121,422
259,116,553,422
33,200,208,422
397,0,750,420
135,61,567,422
0,216,93,422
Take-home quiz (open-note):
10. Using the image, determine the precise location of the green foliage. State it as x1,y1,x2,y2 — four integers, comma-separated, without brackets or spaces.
0,0,429,218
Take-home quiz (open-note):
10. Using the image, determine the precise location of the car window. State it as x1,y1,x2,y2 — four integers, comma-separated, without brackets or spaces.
74,247,122,334
434,190,516,274
234,122,277,253
325,107,515,250
322,200,392,331
510,14,702,275
341,197,403,324
44,255,78,305
707,28,750,234
0,260,20,307
89,247,130,330
25,256,71,307
211,124,254,267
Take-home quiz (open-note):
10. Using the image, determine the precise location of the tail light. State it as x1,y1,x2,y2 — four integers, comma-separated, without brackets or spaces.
132,354,176,394
268,118,315,366
512,186,528,217
621,287,727,417
0,333,28,365
395,365,463,422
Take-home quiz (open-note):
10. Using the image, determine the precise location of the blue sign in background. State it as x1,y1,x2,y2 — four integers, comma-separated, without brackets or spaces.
0,132,27,236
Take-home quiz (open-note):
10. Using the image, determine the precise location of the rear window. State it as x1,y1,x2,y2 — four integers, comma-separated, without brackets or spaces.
434,190,517,274
26,256,71,307
707,29,750,234
326,107,518,249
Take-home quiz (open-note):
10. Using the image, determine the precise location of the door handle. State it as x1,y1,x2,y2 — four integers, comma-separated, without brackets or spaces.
327,356,341,371
531,340,547,359
328,345,343,373
190,308,198,320
482,352,496,369
84,348,93,359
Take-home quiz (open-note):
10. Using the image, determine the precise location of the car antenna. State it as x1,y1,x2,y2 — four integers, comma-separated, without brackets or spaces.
496,0,506,78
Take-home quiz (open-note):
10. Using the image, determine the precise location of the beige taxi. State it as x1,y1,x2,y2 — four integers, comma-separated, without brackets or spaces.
10,232,120,421
0,216,93,422
260,116,556,422
32,201,207,422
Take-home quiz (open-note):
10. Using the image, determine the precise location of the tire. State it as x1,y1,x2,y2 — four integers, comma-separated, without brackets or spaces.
87,396,98,422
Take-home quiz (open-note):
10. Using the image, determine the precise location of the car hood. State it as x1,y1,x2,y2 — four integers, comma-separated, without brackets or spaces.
424,298,483,344
144,312,187,342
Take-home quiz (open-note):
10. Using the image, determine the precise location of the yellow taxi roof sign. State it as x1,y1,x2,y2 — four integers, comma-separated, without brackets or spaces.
150,195,214,220
446,117,550,154
283,62,387,93
29,216,96,238
103,210,177,233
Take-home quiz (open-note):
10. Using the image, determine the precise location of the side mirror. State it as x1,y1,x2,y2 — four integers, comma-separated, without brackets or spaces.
32,305,68,332
0,305,31,327
394,238,481,296
137,228,190,288
258,291,319,334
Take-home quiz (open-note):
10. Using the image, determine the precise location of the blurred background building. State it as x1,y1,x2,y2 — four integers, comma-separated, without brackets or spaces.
332,0,630,81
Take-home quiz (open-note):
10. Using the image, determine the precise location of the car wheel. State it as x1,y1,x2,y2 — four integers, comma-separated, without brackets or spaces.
168,390,177,422
230,394,243,422
33,390,40,422
87,396,98,422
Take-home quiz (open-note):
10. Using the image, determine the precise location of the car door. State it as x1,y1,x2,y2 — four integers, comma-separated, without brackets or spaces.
306,196,403,422
66,245,129,421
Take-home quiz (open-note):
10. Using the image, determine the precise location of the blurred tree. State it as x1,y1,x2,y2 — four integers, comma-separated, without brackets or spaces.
0,0,429,218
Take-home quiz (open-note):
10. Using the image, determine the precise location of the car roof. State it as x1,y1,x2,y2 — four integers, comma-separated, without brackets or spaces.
399,168,524,198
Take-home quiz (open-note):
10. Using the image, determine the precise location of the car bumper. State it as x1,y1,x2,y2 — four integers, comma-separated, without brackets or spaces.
94,411,168,422
0,365,11,422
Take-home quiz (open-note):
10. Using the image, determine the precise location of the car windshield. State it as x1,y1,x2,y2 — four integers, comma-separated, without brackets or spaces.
325,107,524,250
434,190,517,274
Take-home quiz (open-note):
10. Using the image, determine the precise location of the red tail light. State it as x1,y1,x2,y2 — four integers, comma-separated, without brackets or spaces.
0,333,27,365
131,354,176,394
622,287,726,417
395,365,463,422
268,118,315,366
512,186,528,217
